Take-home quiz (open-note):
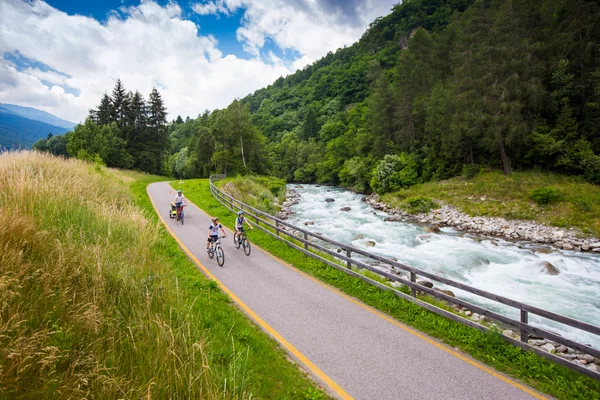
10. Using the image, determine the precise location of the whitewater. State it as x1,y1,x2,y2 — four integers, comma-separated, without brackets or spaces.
286,185,600,349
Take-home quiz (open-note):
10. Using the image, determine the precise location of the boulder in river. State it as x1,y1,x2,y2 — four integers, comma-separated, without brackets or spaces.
325,198,335,203
417,280,434,288
340,206,351,212
425,224,441,234
539,261,559,275
303,221,315,226
366,240,376,247
384,215,404,222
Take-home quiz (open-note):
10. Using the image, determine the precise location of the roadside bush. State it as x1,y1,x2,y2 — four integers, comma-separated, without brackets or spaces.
529,187,561,206
403,196,438,214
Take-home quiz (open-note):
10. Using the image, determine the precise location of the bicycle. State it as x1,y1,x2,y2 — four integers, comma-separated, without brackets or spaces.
176,204,186,225
233,229,251,256
207,235,226,266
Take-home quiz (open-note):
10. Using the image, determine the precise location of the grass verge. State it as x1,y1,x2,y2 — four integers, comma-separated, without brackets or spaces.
172,178,600,400
383,170,600,237
0,152,326,399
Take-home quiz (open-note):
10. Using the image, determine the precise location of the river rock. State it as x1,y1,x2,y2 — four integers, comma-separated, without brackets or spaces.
355,234,366,240
541,343,556,353
303,221,315,226
367,240,376,247
294,185,304,188
563,243,574,250
503,330,514,337
384,215,404,222
340,206,351,212
588,363,599,373
581,245,590,251
325,198,335,203
538,261,560,275
435,288,455,297
534,247,554,254
425,224,441,233
556,345,568,353
417,280,433,288
582,354,596,363
590,242,600,248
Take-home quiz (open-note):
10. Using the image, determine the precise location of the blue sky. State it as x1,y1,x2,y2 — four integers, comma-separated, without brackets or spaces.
0,0,396,122
45,0,253,59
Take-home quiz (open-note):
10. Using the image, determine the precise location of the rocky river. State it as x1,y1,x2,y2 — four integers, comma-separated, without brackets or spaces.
277,184,600,370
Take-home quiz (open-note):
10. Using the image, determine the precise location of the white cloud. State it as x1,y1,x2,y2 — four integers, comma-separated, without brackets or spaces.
193,0,398,67
0,0,289,122
0,0,397,123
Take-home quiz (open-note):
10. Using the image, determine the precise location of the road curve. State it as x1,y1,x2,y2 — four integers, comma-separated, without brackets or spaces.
148,181,545,400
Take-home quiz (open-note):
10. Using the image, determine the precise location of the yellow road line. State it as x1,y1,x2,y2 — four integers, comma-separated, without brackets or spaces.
147,185,353,400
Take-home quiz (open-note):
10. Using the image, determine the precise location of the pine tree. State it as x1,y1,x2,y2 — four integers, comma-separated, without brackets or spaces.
366,61,396,156
110,79,129,136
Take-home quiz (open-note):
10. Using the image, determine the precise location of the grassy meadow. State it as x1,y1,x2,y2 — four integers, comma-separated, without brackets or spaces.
384,170,600,237
0,152,326,399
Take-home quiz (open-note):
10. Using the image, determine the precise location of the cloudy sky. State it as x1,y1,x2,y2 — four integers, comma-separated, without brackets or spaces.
0,0,397,123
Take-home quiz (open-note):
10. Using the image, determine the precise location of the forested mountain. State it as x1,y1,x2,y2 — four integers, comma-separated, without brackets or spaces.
166,0,600,193
0,106,72,149
0,104,76,130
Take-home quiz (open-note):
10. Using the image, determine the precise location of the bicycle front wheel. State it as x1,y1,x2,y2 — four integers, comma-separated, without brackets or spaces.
234,233,241,249
208,245,214,258
180,211,184,225
216,246,225,267
242,239,251,256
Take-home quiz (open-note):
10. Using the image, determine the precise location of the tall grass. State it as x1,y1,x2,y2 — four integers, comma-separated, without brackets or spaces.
0,152,322,399
217,176,286,215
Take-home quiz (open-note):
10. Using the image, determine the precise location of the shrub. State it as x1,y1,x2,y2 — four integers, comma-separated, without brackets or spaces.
529,187,561,206
403,196,438,214
370,153,419,194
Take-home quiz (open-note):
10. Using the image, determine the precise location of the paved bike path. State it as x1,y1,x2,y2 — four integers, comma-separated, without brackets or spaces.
148,182,545,400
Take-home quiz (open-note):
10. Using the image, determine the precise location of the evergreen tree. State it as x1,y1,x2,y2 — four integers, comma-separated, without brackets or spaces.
110,79,129,136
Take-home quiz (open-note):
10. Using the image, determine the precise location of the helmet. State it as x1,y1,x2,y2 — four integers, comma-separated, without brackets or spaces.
177,190,182,194
237,211,244,215
212,217,219,222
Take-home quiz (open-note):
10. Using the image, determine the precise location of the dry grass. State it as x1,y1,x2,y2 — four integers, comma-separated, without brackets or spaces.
0,152,246,398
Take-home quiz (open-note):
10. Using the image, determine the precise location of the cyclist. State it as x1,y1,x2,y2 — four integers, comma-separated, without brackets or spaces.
234,210,253,244
207,217,226,251
174,190,186,219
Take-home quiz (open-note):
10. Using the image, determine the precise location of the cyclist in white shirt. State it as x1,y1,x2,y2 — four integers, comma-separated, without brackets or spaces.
207,217,227,250
174,190,186,219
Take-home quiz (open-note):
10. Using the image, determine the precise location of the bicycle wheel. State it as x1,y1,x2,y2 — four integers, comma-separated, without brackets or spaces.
208,244,214,258
242,238,251,256
234,233,241,249
180,211,184,225
216,246,225,267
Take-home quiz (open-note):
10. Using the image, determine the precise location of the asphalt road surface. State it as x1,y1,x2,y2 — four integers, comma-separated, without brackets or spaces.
148,181,545,400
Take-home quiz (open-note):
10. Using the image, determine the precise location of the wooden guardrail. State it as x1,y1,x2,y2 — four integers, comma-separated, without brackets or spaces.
209,175,600,380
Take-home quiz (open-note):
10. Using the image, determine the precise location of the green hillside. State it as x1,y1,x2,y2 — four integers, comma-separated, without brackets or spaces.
158,0,600,194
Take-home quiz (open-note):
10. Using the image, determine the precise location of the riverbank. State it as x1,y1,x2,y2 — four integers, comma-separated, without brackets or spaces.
380,170,600,237
364,193,600,253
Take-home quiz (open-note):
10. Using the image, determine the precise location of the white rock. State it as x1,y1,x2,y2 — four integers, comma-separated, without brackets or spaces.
465,311,473,317
541,343,556,353
502,330,514,337
588,363,599,373
582,354,596,363
556,345,568,353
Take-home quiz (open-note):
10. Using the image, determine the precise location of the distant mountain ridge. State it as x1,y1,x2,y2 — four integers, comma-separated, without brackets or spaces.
0,104,76,130
0,104,75,149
